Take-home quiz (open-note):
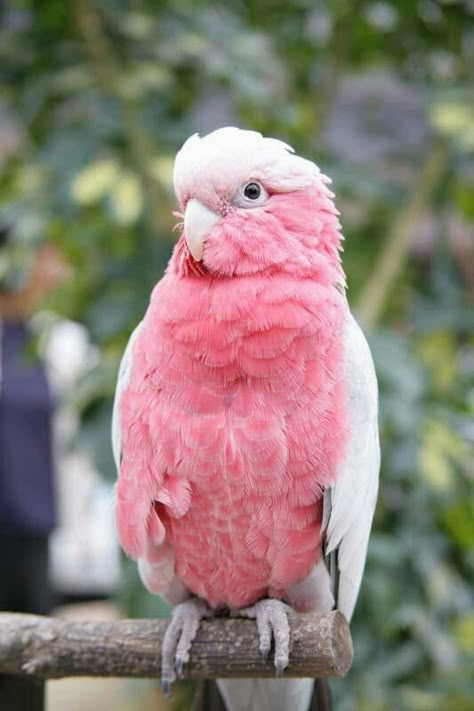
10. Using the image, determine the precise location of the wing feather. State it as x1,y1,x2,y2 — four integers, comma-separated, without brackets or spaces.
111,323,143,471
323,312,380,620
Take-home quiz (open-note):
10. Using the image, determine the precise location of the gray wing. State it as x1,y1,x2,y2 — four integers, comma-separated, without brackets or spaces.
111,323,142,472
322,312,380,621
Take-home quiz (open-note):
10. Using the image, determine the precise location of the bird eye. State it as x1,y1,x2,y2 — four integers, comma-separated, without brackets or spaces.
234,181,268,208
243,182,261,200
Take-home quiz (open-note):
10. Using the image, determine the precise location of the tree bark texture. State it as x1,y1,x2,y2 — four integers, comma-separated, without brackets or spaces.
0,611,352,680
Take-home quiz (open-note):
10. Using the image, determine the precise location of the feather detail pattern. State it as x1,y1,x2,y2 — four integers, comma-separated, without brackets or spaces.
323,313,380,620
116,240,349,609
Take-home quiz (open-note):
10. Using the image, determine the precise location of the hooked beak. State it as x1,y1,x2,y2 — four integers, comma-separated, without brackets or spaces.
184,199,220,261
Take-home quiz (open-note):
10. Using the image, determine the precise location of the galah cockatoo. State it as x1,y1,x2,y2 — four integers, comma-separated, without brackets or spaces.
112,127,380,711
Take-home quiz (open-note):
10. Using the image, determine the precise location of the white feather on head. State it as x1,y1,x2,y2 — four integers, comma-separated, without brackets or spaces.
173,126,329,209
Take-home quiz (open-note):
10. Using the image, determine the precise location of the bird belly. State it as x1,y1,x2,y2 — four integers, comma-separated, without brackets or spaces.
162,477,324,610
119,275,349,607
152,395,330,609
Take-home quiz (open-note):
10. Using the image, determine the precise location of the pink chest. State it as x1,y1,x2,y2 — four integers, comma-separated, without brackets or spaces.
120,273,348,608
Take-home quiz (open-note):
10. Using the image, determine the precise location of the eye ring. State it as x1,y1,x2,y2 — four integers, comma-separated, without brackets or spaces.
234,181,268,208
243,182,261,200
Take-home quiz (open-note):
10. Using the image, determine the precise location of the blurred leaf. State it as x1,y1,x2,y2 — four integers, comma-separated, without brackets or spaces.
71,158,119,205
120,62,171,100
417,331,458,392
108,171,144,226
430,99,474,151
419,419,467,493
452,612,474,655
452,177,474,220
149,155,175,190
441,500,474,551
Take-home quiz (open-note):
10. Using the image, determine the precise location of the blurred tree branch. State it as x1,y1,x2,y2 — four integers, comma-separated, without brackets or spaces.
313,0,365,135
74,0,168,238
356,138,448,330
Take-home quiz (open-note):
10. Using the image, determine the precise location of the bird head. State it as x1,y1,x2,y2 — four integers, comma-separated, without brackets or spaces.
172,127,343,284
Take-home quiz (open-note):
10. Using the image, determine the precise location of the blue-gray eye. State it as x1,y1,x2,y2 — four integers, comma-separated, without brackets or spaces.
243,182,261,200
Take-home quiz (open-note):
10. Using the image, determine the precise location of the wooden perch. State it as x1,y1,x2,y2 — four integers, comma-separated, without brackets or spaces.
0,611,352,680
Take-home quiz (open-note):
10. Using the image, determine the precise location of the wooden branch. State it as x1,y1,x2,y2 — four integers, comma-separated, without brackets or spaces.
0,612,352,680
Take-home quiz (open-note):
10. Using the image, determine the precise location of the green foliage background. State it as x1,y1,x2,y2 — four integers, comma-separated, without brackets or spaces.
1,1,473,709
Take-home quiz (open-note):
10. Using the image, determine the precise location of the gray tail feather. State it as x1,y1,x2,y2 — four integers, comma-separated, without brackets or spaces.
311,680,333,711
191,679,332,711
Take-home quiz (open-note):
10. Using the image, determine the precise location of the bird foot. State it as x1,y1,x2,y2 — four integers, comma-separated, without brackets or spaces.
238,599,292,675
161,597,211,695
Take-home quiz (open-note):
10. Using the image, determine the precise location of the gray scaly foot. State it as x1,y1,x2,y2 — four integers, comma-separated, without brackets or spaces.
238,599,291,675
161,597,211,695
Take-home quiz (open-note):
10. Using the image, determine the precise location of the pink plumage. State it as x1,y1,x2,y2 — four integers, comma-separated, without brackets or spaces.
115,128,354,611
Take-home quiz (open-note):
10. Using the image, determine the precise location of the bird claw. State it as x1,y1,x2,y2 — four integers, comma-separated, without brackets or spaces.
161,678,171,698
239,599,291,675
274,654,287,677
175,658,184,680
160,598,211,694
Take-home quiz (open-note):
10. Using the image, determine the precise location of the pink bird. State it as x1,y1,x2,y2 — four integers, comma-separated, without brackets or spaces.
112,127,380,711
